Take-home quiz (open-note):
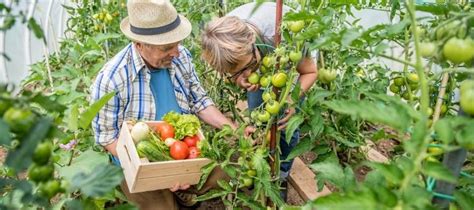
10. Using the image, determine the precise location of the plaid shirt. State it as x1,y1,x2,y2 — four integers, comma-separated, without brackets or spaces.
91,43,214,146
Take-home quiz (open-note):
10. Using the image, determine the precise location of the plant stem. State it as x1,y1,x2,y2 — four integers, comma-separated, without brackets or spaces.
348,46,416,67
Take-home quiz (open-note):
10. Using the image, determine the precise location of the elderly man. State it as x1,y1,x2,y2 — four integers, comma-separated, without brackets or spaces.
90,0,235,209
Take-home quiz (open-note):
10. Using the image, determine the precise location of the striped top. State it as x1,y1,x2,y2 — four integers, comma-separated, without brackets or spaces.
90,43,214,146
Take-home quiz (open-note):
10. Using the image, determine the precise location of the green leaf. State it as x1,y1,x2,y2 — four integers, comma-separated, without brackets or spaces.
196,162,217,190
370,163,404,185
0,119,11,145
236,192,265,210
370,186,397,207
311,190,379,210
79,91,115,129
67,104,79,131
434,118,454,144
309,114,324,136
195,189,227,201
285,114,304,144
57,149,110,183
71,164,123,197
341,29,361,46
323,99,411,131
385,18,409,35
93,33,121,44
374,43,389,54
6,117,52,172
222,164,238,179
310,156,346,189
27,18,45,42
423,162,457,183
454,191,474,210
401,185,432,208
217,180,232,192
404,119,428,155
286,136,314,160
31,94,67,113
291,82,302,105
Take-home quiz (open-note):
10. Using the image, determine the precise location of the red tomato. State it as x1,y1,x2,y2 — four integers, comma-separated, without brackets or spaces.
183,135,200,147
154,122,175,140
170,141,189,160
188,147,200,159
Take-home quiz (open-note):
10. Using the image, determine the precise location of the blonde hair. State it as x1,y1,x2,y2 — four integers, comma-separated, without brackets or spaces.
201,16,259,74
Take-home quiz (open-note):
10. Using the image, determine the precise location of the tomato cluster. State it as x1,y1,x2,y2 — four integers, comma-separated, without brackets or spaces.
92,9,119,31
420,19,474,64
247,20,311,125
388,73,420,101
237,155,257,188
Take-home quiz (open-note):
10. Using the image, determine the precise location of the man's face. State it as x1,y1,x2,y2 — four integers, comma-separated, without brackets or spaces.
135,42,180,69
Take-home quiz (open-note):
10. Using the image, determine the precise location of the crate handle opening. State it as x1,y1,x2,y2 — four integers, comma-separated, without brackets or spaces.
123,143,133,162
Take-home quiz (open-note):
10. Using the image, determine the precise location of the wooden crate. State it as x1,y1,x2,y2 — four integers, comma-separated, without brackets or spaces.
116,121,211,193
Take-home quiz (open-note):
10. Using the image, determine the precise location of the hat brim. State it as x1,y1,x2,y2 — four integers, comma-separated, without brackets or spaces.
120,14,192,45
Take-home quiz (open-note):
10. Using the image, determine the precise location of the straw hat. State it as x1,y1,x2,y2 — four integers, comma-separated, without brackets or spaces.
120,0,192,45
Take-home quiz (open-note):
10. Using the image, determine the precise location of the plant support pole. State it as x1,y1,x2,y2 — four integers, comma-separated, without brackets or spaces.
270,0,283,176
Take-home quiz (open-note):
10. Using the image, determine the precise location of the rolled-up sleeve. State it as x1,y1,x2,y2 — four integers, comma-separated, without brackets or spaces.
90,71,123,146
182,49,215,114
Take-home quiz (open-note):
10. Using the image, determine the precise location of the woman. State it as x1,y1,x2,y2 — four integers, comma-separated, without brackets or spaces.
201,2,318,201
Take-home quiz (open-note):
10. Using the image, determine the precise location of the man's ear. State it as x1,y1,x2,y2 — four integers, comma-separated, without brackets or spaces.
134,42,143,51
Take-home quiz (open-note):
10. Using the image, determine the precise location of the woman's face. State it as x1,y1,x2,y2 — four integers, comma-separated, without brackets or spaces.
228,45,261,83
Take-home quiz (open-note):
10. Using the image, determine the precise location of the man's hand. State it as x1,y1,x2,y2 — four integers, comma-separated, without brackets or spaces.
278,107,296,130
170,183,190,192
104,141,118,157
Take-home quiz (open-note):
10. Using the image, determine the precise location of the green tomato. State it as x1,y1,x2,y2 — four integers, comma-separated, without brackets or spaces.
443,38,474,64
262,56,276,68
28,164,54,183
246,169,257,177
241,177,253,187
274,47,286,56
250,110,258,120
259,75,271,87
271,72,288,88
289,51,302,63
257,110,271,122
389,84,400,94
0,99,11,117
32,142,52,166
262,91,276,102
39,180,61,199
248,72,260,84
420,42,436,57
3,107,37,134
289,21,305,33
265,100,281,115
407,73,419,84
460,84,474,115
319,68,337,84
393,77,404,86
279,55,290,66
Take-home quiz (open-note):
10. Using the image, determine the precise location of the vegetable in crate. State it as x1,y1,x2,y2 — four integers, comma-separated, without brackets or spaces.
153,121,175,140
136,140,172,162
163,112,201,140
131,122,151,143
